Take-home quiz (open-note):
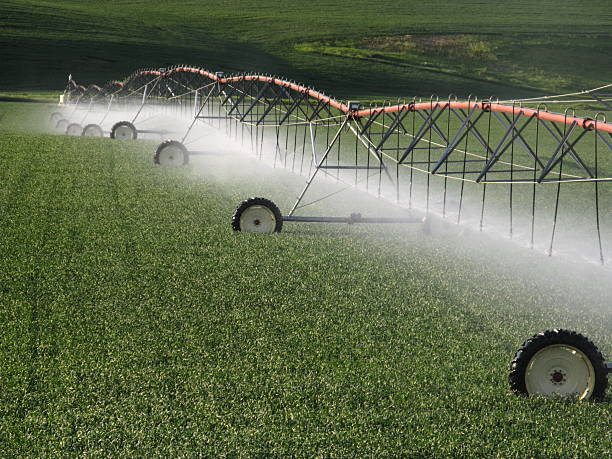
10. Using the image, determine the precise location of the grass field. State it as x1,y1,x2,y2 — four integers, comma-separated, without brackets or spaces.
2,1,611,455
0,102,610,456
1,1,611,98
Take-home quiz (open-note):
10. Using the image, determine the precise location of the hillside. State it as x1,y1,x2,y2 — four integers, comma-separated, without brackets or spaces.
2,0,611,98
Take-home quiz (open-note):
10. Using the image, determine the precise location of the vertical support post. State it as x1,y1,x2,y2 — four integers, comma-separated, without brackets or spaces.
426,100,436,214
530,106,546,249
593,118,605,265
479,102,492,231
443,97,453,218
80,99,93,124
131,83,149,123
181,85,215,143
259,122,264,160
273,102,281,169
396,99,402,203
457,97,474,224
68,95,83,116
548,111,572,256
99,94,114,125
409,100,416,209
300,122,308,174
309,122,318,165
509,102,516,238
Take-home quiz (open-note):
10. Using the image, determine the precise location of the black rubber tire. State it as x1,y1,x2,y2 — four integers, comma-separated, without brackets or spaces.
56,118,69,131
50,111,62,123
232,197,283,233
82,123,104,137
66,123,83,136
509,329,608,400
110,121,137,140
153,140,189,166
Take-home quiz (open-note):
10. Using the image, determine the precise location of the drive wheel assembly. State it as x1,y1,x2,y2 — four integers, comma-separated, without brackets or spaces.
56,119,69,132
82,124,104,137
111,121,137,140
509,329,608,400
154,140,189,166
232,197,283,233
50,111,62,124
66,123,83,136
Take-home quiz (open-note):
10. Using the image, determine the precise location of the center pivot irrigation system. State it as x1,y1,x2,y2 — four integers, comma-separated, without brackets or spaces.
53,65,611,400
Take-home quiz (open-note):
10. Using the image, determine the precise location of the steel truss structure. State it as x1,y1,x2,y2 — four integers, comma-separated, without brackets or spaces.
56,65,612,264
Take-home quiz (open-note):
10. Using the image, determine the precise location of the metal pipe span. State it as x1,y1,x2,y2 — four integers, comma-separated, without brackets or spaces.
93,66,612,133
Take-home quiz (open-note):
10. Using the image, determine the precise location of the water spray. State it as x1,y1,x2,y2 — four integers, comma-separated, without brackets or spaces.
55,65,612,399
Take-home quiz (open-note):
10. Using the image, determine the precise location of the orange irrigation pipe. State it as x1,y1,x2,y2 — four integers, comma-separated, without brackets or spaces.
220,75,350,112
153,67,348,111
354,102,612,134
101,67,612,133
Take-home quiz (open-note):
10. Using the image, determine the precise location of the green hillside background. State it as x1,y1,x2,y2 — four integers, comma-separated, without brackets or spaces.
2,0,611,98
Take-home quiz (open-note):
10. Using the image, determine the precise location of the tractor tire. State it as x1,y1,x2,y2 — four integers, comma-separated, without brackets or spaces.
509,329,608,400
232,197,283,233
50,111,62,123
66,123,83,136
154,140,189,166
56,119,69,132
111,121,137,140
82,124,104,137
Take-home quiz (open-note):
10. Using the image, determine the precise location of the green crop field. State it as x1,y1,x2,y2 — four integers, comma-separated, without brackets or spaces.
0,101,610,456
1,1,611,456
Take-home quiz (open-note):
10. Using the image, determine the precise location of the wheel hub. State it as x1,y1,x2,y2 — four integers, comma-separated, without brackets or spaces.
83,125,102,137
67,125,81,136
116,126,134,139
159,146,184,166
550,369,567,385
525,344,595,399
240,205,276,233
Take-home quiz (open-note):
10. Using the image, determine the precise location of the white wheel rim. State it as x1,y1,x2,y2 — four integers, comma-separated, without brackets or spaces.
83,126,102,137
67,125,81,136
158,145,184,166
240,205,276,233
115,125,134,139
525,344,595,399
57,120,68,130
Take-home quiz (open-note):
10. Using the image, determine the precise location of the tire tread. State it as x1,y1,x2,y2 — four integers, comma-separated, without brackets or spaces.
111,121,137,139
231,197,283,232
509,328,607,400
154,140,189,165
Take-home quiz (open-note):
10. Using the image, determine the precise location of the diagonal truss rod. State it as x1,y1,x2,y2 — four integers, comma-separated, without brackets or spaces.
350,119,394,182
288,117,350,216
475,113,537,182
